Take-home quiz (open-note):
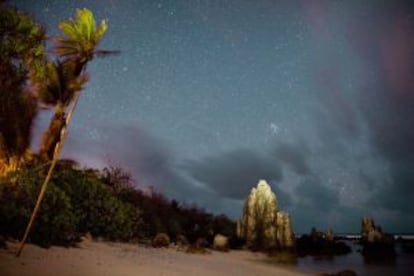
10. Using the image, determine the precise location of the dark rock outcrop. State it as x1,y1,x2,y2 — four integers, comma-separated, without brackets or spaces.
237,179,295,251
401,238,414,254
296,228,352,256
360,217,396,263
361,217,383,243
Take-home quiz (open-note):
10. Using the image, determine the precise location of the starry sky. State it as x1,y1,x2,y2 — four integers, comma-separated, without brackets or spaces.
13,0,414,233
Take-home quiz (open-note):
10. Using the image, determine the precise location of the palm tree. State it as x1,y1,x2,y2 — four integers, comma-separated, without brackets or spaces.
38,8,118,160
17,8,118,256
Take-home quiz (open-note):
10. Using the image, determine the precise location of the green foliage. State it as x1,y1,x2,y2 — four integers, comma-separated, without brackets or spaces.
1,2,115,167
0,160,236,248
69,173,138,240
0,163,141,246
38,7,117,161
50,165,141,241
0,4,46,165
0,168,78,247
55,8,107,62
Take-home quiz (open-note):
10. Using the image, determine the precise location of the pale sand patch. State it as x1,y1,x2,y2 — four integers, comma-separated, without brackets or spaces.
0,241,310,276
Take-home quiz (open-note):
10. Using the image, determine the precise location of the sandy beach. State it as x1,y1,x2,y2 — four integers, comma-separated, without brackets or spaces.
0,240,309,276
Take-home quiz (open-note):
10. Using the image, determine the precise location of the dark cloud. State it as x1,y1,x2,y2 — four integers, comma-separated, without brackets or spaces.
295,176,339,211
182,149,283,200
274,141,311,175
64,125,293,217
63,124,216,205
303,1,414,229
354,9,414,216
289,176,347,232
371,161,414,213
64,124,171,180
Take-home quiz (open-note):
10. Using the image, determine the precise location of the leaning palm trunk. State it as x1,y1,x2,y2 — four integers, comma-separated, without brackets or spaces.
16,91,81,257
16,8,116,257
39,106,66,160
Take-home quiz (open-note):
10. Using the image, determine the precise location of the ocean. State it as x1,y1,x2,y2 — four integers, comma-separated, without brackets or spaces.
294,235,414,276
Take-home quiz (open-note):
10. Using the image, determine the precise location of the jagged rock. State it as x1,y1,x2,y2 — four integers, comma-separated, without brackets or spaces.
360,217,396,262
237,179,294,251
325,229,334,242
213,234,229,251
276,212,295,248
361,217,383,242
367,230,382,243
152,233,170,248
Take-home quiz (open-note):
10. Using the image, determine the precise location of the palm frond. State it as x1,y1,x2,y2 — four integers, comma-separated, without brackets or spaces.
94,19,107,42
58,21,80,41
76,8,95,40
95,49,121,58
55,8,108,62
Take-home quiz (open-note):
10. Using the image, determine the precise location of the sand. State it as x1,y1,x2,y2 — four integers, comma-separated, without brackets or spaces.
0,240,310,276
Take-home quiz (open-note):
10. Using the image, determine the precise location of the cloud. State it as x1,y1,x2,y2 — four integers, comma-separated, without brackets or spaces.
63,124,218,205
295,176,339,211
301,1,414,230
64,124,295,218
288,176,350,232
274,141,311,175
356,12,414,216
182,149,284,200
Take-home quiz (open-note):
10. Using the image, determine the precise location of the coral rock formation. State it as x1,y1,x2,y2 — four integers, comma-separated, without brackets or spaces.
237,179,294,250
361,217,383,243
360,217,396,261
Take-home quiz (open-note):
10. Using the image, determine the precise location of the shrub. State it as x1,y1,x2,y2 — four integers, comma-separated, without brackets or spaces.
53,168,141,241
0,164,142,246
152,232,170,248
176,234,189,246
0,168,78,247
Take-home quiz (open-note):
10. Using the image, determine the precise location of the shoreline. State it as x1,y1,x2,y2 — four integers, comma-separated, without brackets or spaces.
0,240,309,276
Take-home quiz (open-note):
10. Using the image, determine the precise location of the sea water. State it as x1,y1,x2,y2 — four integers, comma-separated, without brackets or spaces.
295,236,414,276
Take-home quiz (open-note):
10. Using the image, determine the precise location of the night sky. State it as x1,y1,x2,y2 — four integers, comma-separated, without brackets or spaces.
13,0,414,233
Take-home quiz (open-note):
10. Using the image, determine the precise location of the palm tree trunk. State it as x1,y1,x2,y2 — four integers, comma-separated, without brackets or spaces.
16,92,81,257
39,105,66,161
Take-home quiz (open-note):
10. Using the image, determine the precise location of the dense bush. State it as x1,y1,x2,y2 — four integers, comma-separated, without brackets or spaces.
52,168,140,241
0,161,236,248
115,184,236,245
0,163,141,246
0,168,78,247
152,232,170,248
